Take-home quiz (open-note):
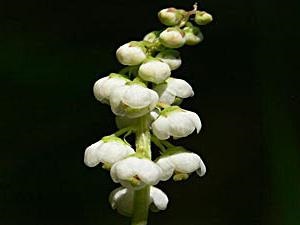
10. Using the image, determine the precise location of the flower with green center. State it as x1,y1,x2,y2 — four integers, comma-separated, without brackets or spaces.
153,77,194,105
138,58,171,84
110,157,163,189
93,73,129,104
156,147,206,181
152,106,201,140
159,27,186,49
84,136,135,168
116,41,147,66
110,83,159,118
109,186,168,216
156,50,181,71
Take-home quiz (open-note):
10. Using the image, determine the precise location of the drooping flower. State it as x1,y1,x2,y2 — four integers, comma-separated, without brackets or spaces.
116,41,147,66
152,106,201,140
84,136,135,168
159,27,186,49
109,186,168,216
156,147,206,181
138,58,171,84
158,8,184,26
93,73,130,104
153,78,194,105
156,50,181,71
110,156,162,189
110,83,159,118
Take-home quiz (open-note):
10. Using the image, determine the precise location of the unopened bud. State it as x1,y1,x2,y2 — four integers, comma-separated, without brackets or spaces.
195,11,213,25
116,41,146,66
158,8,184,26
183,25,203,46
159,27,186,49
143,31,160,43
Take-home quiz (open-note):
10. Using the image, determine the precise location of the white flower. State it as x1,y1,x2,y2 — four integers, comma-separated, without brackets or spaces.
110,157,162,189
93,73,129,104
156,150,206,181
116,42,147,66
138,59,171,84
156,50,181,71
183,26,204,46
110,83,159,118
84,136,135,168
152,106,201,140
159,27,186,49
153,78,194,105
109,186,168,216
158,8,183,26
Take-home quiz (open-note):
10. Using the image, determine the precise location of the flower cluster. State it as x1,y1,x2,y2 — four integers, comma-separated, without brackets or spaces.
84,4,212,224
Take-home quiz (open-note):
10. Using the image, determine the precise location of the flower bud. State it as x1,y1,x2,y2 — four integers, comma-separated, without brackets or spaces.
152,106,201,140
143,31,160,43
183,25,204,45
156,50,181,70
116,41,147,66
195,11,213,25
93,73,129,104
158,8,184,26
159,27,186,49
138,58,171,84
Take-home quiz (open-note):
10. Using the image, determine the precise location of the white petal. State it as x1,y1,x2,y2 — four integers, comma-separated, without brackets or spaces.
116,43,146,66
153,83,176,105
97,142,135,165
150,187,168,211
110,86,129,116
156,157,174,181
110,157,162,188
167,78,194,98
138,61,171,84
122,85,155,109
168,112,196,138
84,140,104,167
185,111,202,133
170,153,203,174
152,116,171,140
109,187,134,216
93,77,110,103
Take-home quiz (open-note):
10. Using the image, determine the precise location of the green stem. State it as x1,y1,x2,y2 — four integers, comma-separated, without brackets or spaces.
131,114,151,225
151,136,166,152
113,126,133,137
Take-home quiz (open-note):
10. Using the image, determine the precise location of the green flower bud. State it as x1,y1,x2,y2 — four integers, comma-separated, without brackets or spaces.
159,27,186,49
158,8,184,26
183,25,203,46
143,31,160,43
195,11,213,25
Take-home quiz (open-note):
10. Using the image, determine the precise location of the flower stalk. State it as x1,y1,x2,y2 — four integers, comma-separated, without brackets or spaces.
84,3,213,225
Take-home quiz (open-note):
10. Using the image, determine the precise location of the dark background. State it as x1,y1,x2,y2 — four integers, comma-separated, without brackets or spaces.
1,0,299,225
